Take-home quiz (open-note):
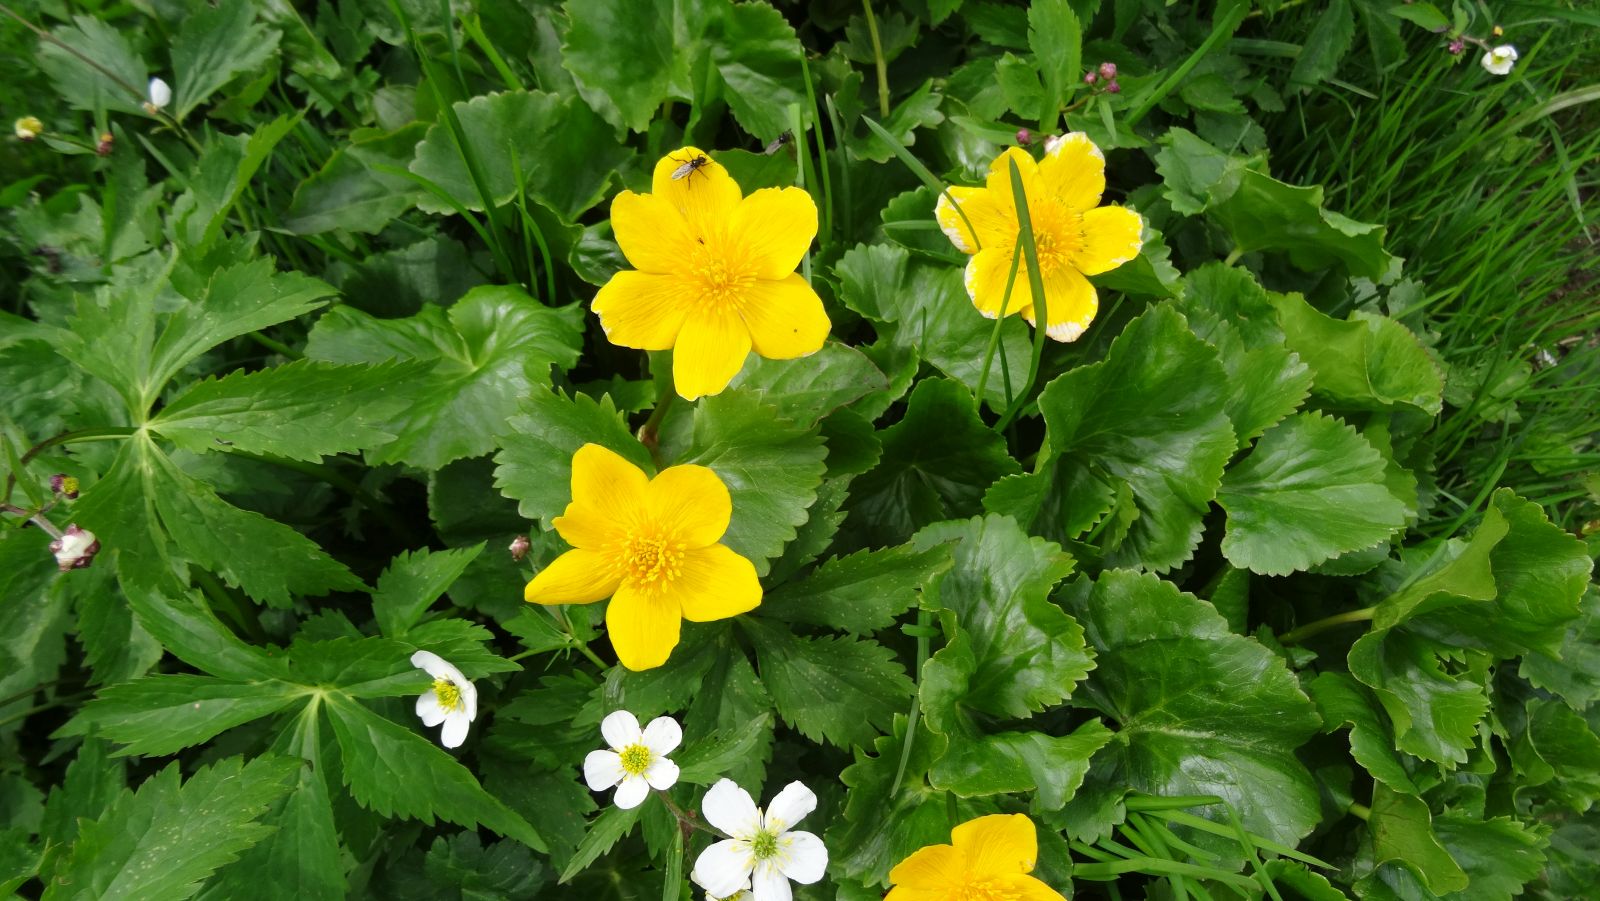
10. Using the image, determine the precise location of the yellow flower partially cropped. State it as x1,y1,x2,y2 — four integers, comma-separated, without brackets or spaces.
885,813,1064,901
935,134,1143,342
593,147,831,401
523,443,761,670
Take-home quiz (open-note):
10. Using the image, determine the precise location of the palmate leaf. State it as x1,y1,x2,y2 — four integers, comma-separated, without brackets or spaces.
169,0,280,121
372,544,486,637
494,388,655,528
760,542,952,635
743,618,913,749
306,286,584,470
1218,412,1410,575
43,755,299,901
35,16,146,115
58,675,305,757
1061,570,1322,848
929,719,1113,811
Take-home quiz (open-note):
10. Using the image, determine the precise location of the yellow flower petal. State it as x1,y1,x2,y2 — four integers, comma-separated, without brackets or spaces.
887,843,968,890
935,185,1015,255
963,247,1029,319
982,146,1043,207
524,548,620,605
651,146,742,236
645,464,732,548
611,191,698,274
883,888,945,901
739,273,831,360
669,544,761,622
1073,206,1144,276
1019,266,1098,343
571,443,649,517
1037,132,1106,213
550,501,626,550
952,813,1038,877
997,874,1068,901
607,583,682,671
728,187,817,280
673,309,752,401
592,271,697,351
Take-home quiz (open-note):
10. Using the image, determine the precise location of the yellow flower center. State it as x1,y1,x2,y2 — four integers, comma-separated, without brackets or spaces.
750,829,780,860
690,247,755,309
621,532,685,591
1013,199,1084,276
433,678,462,712
618,742,654,776
958,877,1023,901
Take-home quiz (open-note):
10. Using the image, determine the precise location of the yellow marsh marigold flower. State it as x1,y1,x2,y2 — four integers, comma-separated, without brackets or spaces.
593,146,831,401
935,135,1143,343
523,443,761,670
885,813,1064,901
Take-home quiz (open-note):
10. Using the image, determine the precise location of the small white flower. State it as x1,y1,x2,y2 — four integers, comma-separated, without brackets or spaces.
49,524,99,572
14,116,43,140
691,779,827,901
145,77,172,113
584,710,681,809
410,650,476,748
1481,45,1518,76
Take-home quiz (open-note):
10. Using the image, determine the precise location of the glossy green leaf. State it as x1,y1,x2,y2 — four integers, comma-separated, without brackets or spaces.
743,618,913,749
372,544,485,638
283,125,428,234
60,675,305,757
559,0,675,132
1348,629,1489,767
760,542,952,635
728,342,889,428
495,388,655,528
1273,292,1443,415
929,719,1113,810
1309,672,1418,794
1360,784,1469,896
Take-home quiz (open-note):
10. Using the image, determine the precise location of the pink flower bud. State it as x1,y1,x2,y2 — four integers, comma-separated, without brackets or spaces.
1083,71,1098,85
1016,128,1032,145
509,535,532,562
96,132,113,157
1448,39,1465,54
1099,61,1118,79
1105,80,1121,94
50,524,99,572
50,474,80,499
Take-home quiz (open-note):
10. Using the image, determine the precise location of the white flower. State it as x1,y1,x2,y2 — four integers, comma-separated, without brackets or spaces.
584,710,681,809
49,524,99,572
1481,45,1518,76
145,77,172,113
14,116,43,140
410,650,476,748
691,779,828,901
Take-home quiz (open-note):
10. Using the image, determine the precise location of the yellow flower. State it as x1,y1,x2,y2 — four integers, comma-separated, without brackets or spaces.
935,135,1143,343
593,147,831,401
523,443,761,670
885,814,1064,901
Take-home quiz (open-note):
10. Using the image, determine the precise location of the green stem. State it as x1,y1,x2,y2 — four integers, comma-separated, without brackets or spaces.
573,640,609,671
1347,802,1371,821
3,427,137,505
658,790,728,839
1278,606,1376,645
860,0,891,117
639,360,677,469
246,331,302,359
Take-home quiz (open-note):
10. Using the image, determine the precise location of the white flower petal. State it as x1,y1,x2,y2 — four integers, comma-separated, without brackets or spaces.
147,77,171,108
439,711,471,748
761,782,816,833
601,709,643,750
691,839,754,898
415,691,447,727
459,677,478,720
612,774,651,809
410,649,449,679
751,859,792,901
644,756,679,791
584,749,625,791
641,715,683,756
776,831,827,884
701,779,762,838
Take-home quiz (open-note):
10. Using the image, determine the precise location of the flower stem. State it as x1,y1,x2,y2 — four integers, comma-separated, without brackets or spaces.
640,362,677,470
1347,802,1371,821
658,790,727,839
860,0,891,118
1278,607,1376,645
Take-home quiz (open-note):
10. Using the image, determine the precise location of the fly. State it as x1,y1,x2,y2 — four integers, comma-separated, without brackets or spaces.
762,131,793,155
670,153,710,183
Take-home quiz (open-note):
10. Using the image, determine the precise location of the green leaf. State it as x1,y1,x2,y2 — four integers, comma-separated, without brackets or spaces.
1218,412,1409,575
324,695,545,850
761,542,952,635
169,1,280,120
72,568,162,685
1288,0,1355,90
283,124,429,235
559,0,675,132
743,618,914,749
1274,293,1443,416
1028,0,1082,126
1509,698,1600,812
373,544,486,637
675,713,775,784
495,388,655,527
1347,629,1489,766
409,90,629,221
1361,785,1469,896
1155,127,1264,216
682,389,828,575
284,636,428,698
61,675,305,757
119,580,286,681
846,379,1020,547
36,16,146,115
710,0,808,143
1521,585,1600,708
43,755,299,901
169,120,300,251
424,833,547,899
152,360,424,462
558,805,641,884
306,286,584,469
1308,672,1418,794
835,243,1030,408
1062,570,1322,848
1013,304,1235,571
929,719,1113,810
914,515,1089,731
1215,169,1395,279
728,342,889,428
1387,3,1451,31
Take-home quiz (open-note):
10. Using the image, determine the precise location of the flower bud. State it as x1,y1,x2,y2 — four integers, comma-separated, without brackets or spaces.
509,534,532,562
50,524,99,572
14,116,43,141
1105,80,1122,94
1099,61,1118,79
1015,128,1032,145
1447,39,1465,55
145,77,172,114
1492,25,1504,37
1083,71,1098,85
50,474,80,499
1043,134,1064,154
96,132,113,156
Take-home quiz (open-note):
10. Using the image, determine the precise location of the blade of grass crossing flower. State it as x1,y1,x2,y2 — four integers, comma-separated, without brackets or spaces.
996,156,1047,431
861,116,982,252
1146,809,1334,868
1073,857,1260,890
974,234,1025,410
800,52,833,245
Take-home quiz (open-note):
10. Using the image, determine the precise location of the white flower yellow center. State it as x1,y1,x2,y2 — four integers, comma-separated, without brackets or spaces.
433,678,463,712
621,532,684,590
618,742,654,776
